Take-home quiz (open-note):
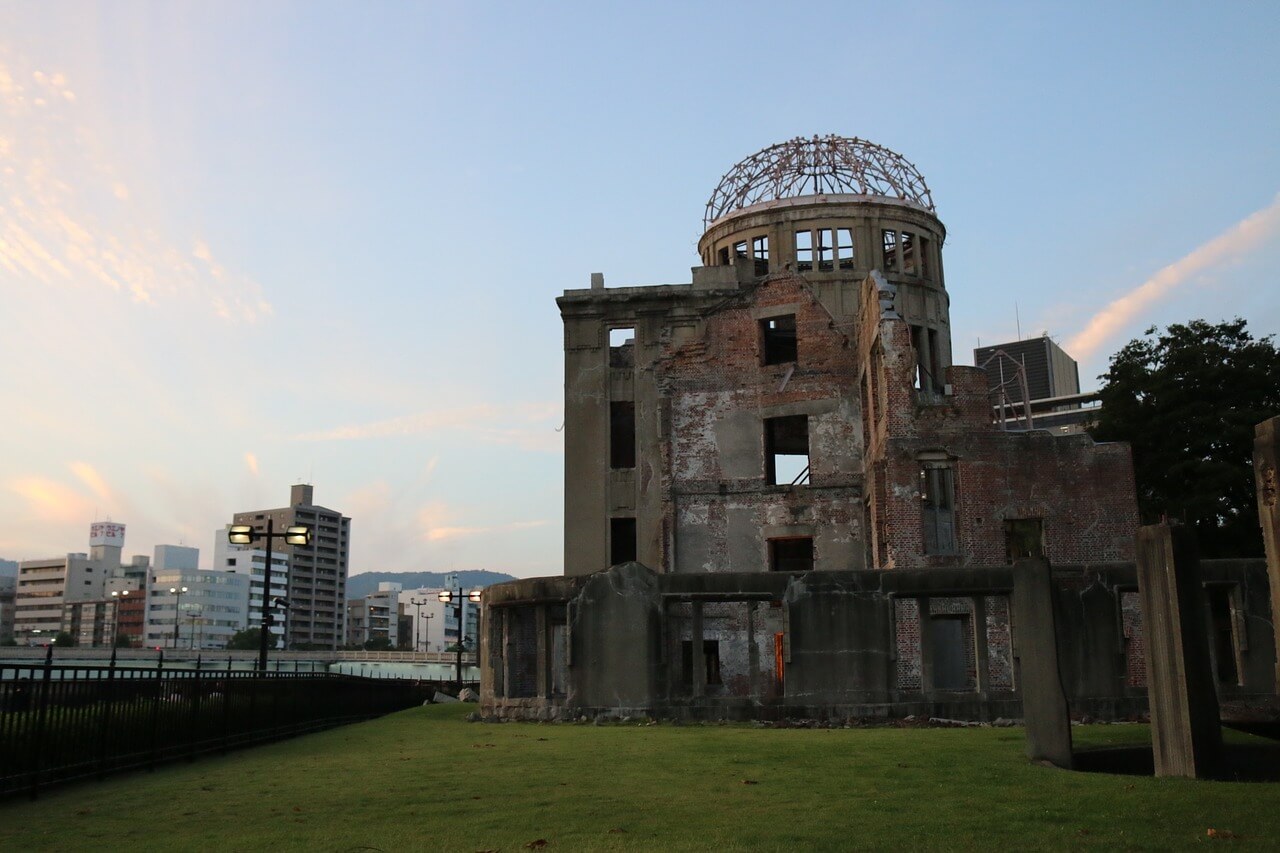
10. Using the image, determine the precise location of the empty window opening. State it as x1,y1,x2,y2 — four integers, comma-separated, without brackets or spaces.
921,463,957,554
816,228,834,271
902,231,917,275
752,235,769,275
795,230,813,272
734,240,748,260
769,537,814,573
1207,586,1241,686
929,614,972,690
920,236,931,277
718,247,730,265
1004,518,1044,561
765,415,809,485
610,517,637,566
610,402,636,469
609,327,635,369
837,228,855,269
760,314,797,365
681,639,722,686
882,229,898,272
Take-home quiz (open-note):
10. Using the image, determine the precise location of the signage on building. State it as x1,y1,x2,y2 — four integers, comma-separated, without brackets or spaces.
89,522,126,548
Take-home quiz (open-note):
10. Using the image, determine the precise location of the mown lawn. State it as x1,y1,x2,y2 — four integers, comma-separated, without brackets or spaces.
1,704,1277,851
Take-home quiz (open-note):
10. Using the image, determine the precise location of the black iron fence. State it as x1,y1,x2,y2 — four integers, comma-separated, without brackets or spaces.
0,648,436,799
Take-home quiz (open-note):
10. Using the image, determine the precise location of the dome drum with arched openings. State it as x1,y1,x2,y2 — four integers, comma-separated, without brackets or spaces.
704,135,935,230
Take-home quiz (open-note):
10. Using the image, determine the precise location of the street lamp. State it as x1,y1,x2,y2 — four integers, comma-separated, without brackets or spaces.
409,597,432,651
227,519,310,672
420,612,434,653
437,585,483,692
169,586,189,650
109,589,130,648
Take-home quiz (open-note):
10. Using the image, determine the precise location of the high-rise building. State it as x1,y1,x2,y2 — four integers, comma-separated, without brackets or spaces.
146,566,250,650
973,334,1080,402
14,522,130,644
233,484,350,649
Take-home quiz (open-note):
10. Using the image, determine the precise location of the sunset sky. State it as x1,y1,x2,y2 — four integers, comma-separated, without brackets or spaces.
2,2,1277,577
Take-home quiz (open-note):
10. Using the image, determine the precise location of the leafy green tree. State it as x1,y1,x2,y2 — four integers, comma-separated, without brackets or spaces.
362,636,393,651
226,627,277,651
53,631,76,647
1090,318,1280,557
114,633,133,648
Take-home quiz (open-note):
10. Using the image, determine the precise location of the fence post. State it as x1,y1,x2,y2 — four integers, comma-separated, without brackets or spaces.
95,647,118,779
188,655,203,762
28,645,54,799
148,650,165,771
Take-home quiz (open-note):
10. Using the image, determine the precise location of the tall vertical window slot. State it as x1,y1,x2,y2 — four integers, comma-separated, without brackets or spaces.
760,314,797,365
816,228,834,271
795,230,813,272
902,231,917,274
765,415,810,485
837,228,855,269
610,402,636,469
610,517,637,566
921,462,957,554
919,236,930,277
752,235,769,275
609,327,635,369
882,229,898,272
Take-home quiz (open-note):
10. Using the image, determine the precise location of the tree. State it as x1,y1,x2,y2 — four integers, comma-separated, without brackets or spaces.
1090,318,1280,557
226,628,277,651
53,631,76,647
362,636,393,651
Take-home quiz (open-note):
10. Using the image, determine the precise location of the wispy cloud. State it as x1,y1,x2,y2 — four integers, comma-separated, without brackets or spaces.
293,402,562,451
8,476,95,524
416,501,549,542
244,452,259,477
0,54,272,322
1066,194,1280,360
69,461,113,504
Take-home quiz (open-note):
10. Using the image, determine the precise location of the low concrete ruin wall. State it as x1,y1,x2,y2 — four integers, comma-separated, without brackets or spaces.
479,559,1274,722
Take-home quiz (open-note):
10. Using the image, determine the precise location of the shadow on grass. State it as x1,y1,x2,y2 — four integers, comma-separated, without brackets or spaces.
1074,738,1280,782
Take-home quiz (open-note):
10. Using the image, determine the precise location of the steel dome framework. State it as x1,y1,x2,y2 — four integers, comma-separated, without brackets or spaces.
704,135,935,230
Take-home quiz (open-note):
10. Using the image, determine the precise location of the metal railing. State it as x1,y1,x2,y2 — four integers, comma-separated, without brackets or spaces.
0,648,436,799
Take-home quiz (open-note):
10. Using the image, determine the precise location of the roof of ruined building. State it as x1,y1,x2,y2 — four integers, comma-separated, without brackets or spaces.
704,135,935,229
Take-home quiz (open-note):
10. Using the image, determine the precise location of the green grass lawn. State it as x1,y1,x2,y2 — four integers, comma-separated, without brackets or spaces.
2,704,1277,851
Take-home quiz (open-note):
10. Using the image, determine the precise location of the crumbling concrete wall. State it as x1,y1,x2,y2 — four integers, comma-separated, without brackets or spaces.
478,559,1275,722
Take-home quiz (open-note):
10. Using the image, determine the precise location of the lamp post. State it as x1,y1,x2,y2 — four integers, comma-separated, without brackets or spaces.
168,586,189,650
109,589,130,648
420,612,434,653
438,585,483,692
227,519,310,672
409,597,431,651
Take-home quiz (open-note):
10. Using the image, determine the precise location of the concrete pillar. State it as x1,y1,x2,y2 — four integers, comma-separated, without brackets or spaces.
972,596,991,695
535,604,549,700
1136,524,1222,778
1011,557,1073,768
691,601,705,698
1254,417,1280,689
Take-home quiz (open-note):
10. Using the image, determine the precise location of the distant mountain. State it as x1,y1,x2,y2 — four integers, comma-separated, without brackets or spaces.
345,570,517,600
0,560,16,578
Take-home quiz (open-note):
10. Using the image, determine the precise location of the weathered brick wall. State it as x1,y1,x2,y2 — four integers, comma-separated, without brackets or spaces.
656,274,866,572
856,275,1140,569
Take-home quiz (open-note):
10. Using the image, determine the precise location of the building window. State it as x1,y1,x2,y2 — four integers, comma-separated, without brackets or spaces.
752,235,769,275
765,415,809,485
769,537,814,572
1003,518,1044,561
882,229,898,272
610,517,637,566
733,240,748,260
816,228,834,271
919,236,931,277
1206,585,1242,687
921,463,957,554
795,230,813,272
760,315,797,365
902,231,917,275
837,228,855,269
609,327,635,369
610,402,636,469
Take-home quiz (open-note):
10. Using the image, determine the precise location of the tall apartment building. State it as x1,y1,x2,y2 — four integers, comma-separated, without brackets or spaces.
146,566,250,650
233,484,350,649
974,334,1080,403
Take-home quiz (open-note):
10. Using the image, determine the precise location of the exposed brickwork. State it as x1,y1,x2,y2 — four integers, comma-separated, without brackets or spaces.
855,274,1140,570
984,595,1014,690
894,597,922,690
1121,590,1148,687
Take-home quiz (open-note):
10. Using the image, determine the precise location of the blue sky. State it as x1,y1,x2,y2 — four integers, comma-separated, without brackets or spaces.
1,1,1277,577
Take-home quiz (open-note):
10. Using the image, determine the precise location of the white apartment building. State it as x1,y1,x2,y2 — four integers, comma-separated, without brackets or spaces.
146,567,250,650
213,529,290,646
396,585,480,653
14,522,130,644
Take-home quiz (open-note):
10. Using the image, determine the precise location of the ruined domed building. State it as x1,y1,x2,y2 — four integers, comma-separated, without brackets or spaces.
479,136,1276,721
